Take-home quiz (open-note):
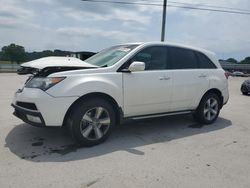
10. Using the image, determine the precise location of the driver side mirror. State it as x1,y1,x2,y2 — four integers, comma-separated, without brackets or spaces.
128,61,145,72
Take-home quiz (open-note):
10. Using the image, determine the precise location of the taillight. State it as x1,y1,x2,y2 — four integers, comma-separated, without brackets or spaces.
224,71,230,79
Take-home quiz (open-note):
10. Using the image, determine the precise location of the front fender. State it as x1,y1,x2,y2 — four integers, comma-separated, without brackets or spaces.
46,73,123,107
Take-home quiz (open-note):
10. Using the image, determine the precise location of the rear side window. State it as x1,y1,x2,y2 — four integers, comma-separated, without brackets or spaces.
196,52,217,69
168,47,198,69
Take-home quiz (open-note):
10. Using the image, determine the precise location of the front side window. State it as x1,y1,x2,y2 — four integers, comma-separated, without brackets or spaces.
168,47,198,69
129,46,167,70
85,45,138,67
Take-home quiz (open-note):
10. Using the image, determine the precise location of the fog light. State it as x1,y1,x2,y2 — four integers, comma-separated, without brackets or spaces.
26,114,41,123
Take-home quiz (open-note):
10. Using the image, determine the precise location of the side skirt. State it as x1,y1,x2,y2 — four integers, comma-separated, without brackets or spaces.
124,110,193,121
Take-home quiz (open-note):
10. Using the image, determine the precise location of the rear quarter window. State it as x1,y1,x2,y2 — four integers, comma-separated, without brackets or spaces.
196,52,217,69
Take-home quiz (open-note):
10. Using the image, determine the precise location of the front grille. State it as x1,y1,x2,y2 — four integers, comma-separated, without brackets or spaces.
16,101,37,110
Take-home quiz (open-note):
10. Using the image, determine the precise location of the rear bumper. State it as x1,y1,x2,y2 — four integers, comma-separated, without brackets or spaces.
12,103,45,127
221,87,229,105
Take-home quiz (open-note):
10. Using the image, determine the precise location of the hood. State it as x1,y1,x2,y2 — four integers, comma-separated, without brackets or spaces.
244,79,250,84
18,56,98,76
21,56,97,69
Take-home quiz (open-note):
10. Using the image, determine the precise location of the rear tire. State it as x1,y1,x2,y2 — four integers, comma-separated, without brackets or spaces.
67,98,116,147
193,93,220,124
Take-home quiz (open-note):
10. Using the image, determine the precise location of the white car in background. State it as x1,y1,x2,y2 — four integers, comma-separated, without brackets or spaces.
12,42,229,146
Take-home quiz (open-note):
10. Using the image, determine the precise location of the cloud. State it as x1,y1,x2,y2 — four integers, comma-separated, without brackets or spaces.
56,26,143,43
0,0,34,19
165,0,250,58
0,0,249,59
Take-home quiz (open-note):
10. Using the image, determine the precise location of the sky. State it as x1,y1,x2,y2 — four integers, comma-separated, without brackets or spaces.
0,0,250,60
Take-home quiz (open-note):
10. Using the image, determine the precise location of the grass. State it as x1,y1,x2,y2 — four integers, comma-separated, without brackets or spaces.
0,70,17,73
0,60,12,64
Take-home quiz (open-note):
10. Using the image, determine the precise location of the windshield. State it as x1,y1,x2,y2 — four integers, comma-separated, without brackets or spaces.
85,44,138,67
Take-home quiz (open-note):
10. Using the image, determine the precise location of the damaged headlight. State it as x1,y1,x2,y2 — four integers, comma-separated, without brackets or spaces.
25,77,65,91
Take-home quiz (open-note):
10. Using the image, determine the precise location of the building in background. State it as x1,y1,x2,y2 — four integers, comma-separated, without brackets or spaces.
219,60,250,74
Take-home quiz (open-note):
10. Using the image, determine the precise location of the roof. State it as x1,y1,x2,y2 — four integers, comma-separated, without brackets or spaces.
120,41,215,56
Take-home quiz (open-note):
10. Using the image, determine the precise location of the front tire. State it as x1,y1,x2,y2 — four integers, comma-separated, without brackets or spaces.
241,85,248,95
193,93,220,124
67,98,116,147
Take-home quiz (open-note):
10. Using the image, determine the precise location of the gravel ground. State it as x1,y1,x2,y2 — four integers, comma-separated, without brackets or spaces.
0,73,250,188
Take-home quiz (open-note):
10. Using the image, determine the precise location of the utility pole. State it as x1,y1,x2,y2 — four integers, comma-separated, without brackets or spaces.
161,0,167,41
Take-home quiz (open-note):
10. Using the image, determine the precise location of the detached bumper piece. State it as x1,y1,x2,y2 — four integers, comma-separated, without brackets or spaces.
11,103,46,127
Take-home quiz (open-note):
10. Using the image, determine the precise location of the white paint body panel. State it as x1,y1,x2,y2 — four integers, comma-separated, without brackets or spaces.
21,56,97,69
171,69,210,111
12,88,78,126
123,70,173,116
47,73,124,108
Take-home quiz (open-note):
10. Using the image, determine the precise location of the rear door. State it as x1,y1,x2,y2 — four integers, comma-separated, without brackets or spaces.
168,47,210,111
122,46,173,117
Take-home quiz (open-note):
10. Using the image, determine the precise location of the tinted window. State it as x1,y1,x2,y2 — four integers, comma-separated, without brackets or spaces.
130,46,167,70
168,47,198,69
196,52,216,69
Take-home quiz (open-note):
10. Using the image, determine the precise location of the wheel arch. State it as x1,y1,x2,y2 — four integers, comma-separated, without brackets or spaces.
62,92,123,127
202,88,223,109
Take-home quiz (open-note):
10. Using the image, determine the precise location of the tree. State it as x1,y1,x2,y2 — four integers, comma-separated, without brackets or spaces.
240,57,250,64
1,43,26,64
226,58,238,64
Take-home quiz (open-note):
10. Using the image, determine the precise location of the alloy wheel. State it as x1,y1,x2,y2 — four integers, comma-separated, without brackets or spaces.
80,107,110,141
204,97,219,121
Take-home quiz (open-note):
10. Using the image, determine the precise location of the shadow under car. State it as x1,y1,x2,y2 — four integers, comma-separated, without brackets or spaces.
5,114,232,162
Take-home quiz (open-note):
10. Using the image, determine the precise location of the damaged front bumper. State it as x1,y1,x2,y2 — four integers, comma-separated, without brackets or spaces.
12,103,46,127
11,87,78,127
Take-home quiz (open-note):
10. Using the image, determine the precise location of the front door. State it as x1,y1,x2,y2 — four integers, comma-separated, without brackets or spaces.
122,46,173,117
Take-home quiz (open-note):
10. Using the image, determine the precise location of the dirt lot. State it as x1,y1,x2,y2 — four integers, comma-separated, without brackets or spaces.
0,73,250,188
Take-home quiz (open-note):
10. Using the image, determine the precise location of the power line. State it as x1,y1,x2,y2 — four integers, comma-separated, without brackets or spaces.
81,0,164,6
140,0,250,13
81,0,250,15
81,0,250,41
168,4,250,15
168,0,250,12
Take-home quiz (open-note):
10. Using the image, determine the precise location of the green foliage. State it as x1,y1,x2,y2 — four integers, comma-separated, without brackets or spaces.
240,57,250,64
25,50,71,61
0,44,74,63
1,43,26,64
226,58,238,64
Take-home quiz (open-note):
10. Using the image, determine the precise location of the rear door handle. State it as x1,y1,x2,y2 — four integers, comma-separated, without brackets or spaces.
159,76,171,80
199,74,207,78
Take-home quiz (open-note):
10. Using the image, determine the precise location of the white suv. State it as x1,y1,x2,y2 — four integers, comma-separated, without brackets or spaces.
12,42,229,146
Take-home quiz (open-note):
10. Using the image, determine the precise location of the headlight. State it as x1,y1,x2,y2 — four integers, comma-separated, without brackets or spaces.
25,77,65,91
